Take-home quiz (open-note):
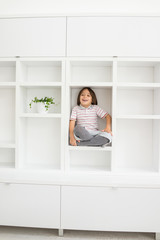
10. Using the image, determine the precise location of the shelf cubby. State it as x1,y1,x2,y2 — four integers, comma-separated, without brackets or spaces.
0,61,16,169
116,87,160,116
66,84,113,172
0,88,15,144
115,119,160,173
0,61,16,83
117,60,160,84
19,60,62,83
0,148,15,168
19,86,61,114
69,86,112,131
68,148,111,173
69,60,113,83
18,118,61,170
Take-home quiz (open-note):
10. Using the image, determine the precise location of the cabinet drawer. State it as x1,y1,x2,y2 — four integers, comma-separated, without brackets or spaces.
61,186,160,232
67,17,160,57
0,17,66,57
0,183,60,228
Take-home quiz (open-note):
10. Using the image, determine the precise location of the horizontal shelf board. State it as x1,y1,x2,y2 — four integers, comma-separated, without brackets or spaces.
117,115,160,119
19,113,62,118
0,58,17,62
0,162,15,169
19,82,62,87
0,142,16,148
23,163,60,170
0,82,16,87
69,166,111,174
68,146,112,151
117,57,160,63
69,82,113,87
68,57,114,62
117,82,160,89
113,168,158,175
69,61,113,67
18,57,64,63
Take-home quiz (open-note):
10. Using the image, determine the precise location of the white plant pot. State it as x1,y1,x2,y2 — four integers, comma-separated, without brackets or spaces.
37,102,48,114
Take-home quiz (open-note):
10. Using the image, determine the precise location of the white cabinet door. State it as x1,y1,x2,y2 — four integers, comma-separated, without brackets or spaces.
61,186,160,232
0,183,60,228
67,17,160,57
0,17,66,57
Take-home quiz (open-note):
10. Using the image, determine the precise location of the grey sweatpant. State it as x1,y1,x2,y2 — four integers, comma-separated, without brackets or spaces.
74,125,110,147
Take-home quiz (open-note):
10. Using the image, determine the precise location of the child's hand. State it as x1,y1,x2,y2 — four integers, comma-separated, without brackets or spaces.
101,128,113,136
70,136,80,146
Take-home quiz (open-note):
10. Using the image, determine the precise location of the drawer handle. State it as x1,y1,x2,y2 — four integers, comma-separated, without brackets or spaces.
4,182,12,185
111,186,118,190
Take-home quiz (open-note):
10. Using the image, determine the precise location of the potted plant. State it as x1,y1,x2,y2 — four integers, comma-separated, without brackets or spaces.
29,97,55,113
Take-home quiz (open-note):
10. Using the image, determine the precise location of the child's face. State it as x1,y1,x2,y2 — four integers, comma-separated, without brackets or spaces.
80,89,92,108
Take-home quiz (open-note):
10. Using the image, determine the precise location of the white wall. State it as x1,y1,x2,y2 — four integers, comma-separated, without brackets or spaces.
0,0,160,16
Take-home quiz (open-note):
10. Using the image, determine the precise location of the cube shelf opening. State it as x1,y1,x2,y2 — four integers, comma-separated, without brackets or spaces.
0,61,16,82
69,61,113,83
19,118,61,170
115,119,160,173
20,86,61,114
19,61,62,83
70,86,112,131
117,87,160,116
0,148,15,168
69,149,111,173
0,88,15,143
117,61,160,83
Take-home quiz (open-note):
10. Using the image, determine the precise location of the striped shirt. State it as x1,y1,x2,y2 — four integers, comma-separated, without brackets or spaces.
70,105,108,131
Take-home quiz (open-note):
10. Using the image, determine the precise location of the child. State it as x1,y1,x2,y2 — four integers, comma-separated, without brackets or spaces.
69,87,112,147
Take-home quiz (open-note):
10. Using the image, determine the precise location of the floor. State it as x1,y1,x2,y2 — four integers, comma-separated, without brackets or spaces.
0,226,155,240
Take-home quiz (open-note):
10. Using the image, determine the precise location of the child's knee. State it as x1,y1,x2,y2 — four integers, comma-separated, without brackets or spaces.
74,125,93,141
74,125,84,132
74,125,84,136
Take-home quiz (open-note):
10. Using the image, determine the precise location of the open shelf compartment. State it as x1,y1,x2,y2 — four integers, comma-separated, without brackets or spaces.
69,86,112,131
0,148,15,168
19,60,62,83
117,60,160,83
19,86,61,114
68,148,111,173
116,87,160,116
18,118,61,170
0,88,15,144
0,61,16,83
115,119,160,173
69,60,113,83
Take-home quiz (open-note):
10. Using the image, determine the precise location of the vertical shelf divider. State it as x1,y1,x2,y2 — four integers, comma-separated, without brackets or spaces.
158,123,160,173
65,60,71,172
60,59,66,171
111,57,117,172
15,58,20,169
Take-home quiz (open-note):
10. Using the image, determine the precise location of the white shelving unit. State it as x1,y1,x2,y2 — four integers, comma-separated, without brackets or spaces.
1,15,160,239
1,16,160,238
0,57,159,175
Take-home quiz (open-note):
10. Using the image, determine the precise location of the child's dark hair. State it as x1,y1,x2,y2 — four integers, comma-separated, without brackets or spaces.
77,87,98,105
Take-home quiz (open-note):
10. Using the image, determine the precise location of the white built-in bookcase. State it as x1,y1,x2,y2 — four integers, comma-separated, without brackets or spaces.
0,58,65,170
0,57,160,175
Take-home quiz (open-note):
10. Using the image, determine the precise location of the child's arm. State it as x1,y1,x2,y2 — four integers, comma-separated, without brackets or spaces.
69,120,77,146
102,114,113,135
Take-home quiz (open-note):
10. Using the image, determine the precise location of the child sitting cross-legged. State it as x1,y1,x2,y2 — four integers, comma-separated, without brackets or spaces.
69,87,112,147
